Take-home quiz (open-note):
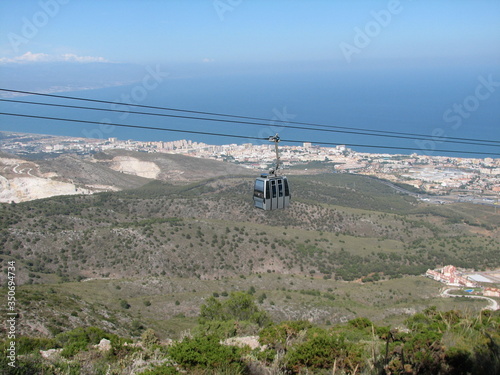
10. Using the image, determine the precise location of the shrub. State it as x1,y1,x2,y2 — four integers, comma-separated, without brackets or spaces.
141,328,160,348
61,341,87,358
259,321,313,349
55,326,124,358
199,292,271,328
16,336,58,355
285,330,365,374
193,319,261,340
348,317,373,330
168,335,245,372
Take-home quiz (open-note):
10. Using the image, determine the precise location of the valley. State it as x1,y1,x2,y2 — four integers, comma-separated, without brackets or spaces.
0,150,499,374
1,153,499,340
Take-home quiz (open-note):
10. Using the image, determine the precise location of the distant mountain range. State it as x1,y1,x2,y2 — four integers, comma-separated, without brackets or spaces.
0,62,145,97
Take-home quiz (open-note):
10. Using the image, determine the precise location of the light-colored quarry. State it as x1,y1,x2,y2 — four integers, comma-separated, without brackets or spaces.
109,156,161,179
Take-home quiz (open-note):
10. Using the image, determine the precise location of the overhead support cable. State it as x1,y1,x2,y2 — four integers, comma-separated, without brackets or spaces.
1,88,499,146
1,98,499,149
1,111,498,157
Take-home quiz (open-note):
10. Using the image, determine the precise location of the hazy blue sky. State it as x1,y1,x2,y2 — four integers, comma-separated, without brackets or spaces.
1,0,499,69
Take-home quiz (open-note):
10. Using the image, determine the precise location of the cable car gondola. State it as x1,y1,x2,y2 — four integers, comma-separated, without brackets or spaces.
253,134,291,210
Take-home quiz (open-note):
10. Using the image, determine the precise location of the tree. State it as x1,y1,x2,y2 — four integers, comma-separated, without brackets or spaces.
199,292,271,327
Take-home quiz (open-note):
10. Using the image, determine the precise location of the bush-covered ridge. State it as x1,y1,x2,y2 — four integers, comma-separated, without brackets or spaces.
2,293,499,375
1,172,499,372
1,173,499,286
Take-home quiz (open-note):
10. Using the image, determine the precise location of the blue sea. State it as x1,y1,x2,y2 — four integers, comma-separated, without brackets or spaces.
1,64,499,158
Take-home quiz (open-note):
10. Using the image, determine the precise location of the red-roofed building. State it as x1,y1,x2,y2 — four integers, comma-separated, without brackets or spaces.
426,265,476,287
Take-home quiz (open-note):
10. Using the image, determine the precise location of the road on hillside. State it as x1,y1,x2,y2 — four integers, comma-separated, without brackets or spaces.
441,288,499,311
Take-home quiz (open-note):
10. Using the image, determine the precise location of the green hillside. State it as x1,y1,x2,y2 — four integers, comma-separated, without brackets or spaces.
0,172,499,350
1,292,499,374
